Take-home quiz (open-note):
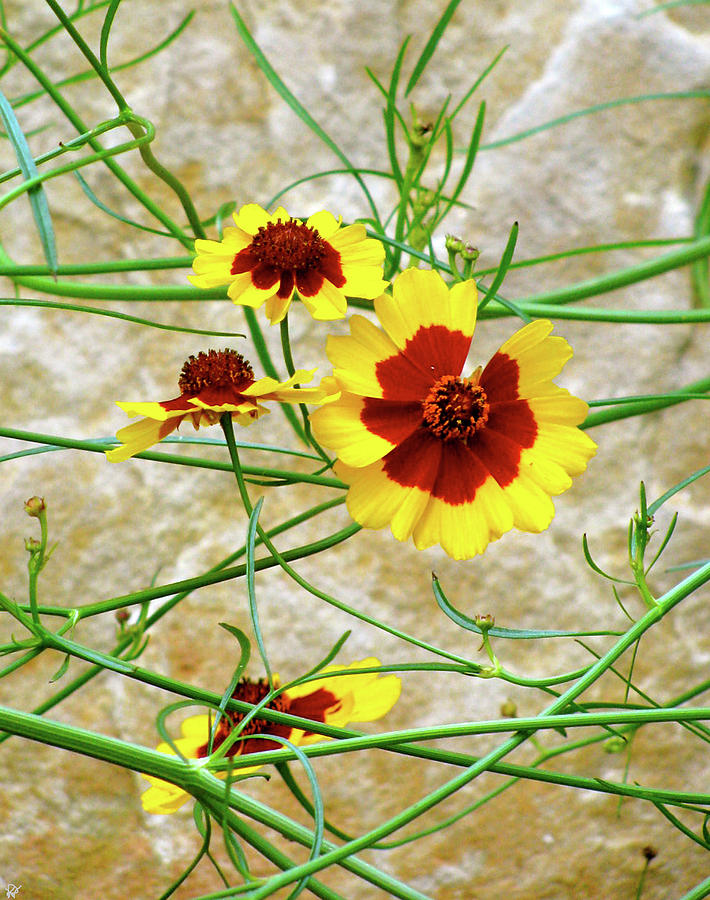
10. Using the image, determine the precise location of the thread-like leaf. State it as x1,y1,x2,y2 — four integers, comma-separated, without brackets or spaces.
405,0,462,97
0,87,57,273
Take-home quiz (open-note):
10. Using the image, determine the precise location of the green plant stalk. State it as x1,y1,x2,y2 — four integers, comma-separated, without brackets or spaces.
0,427,345,486
8,232,710,317
214,559,710,894
0,499,349,748
512,232,710,307
218,813,345,900
0,26,192,246
42,0,205,239
0,706,431,900
0,256,191,275
582,376,710,429
0,113,156,211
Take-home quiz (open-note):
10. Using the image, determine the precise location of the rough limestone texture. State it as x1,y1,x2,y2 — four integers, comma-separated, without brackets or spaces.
1,1,710,898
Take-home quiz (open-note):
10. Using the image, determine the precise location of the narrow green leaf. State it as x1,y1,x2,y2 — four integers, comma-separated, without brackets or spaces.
448,44,509,124
229,3,379,223
433,100,485,227
691,175,710,306
0,297,246,338
481,91,710,152
476,221,530,321
405,0,462,96
432,574,621,639
74,169,175,237
0,87,57,273
648,464,710,515
49,653,71,683
384,36,412,188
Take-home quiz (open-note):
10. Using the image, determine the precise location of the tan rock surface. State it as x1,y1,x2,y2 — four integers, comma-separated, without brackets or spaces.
1,1,709,898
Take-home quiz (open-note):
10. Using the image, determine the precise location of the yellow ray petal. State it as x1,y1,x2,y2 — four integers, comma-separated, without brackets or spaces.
299,278,348,320
264,292,292,324
412,475,515,559
106,416,181,463
305,209,341,239
349,674,402,721
528,424,597,478
234,203,272,234
375,269,477,350
340,265,390,299
326,315,400,398
500,472,557,532
337,460,419,531
228,273,279,307
309,394,396,466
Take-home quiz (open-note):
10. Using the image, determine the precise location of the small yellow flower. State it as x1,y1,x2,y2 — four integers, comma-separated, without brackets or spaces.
188,203,388,324
310,268,597,560
106,347,327,462
141,658,401,814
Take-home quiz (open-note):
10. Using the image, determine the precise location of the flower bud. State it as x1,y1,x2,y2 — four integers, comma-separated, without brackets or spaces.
500,698,517,718
460,243,479,264
445,234,465,255
474,613,495,632
603,735,626,754
24,496,46,518
24,536,41,553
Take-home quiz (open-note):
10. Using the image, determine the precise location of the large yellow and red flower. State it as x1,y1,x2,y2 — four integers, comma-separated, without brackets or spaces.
188,204,388,324
310,268,597,560
142,658,401,814
106,348,327,462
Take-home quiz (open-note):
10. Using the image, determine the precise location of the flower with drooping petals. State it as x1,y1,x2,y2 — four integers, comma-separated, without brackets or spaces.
106,347,327,462
141,658,401,814
188,203,388,324
310,268,597,560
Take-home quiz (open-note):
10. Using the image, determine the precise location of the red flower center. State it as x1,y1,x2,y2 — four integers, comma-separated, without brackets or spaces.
421,374,489,441
249,220,327,272
178,349,255,396
197,678,292,758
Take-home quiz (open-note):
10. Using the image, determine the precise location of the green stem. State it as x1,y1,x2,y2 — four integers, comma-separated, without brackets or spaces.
582,376,710,430
221,560,710,895
0,27,192,246
42,0,205,238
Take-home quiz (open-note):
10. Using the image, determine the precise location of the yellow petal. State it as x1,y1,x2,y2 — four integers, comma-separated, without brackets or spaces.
299,278,348,320
375,269,477,350
349,674,402,721
305,209,341,239
309,394,396,466
228,273,280,307
326,315,400,398
106,416,181,463
412,476,515,559
234,203,272,234
527,425,597,479
500,472,557,532
264,293,293,324
269,206,292,224
338,460,427,533
141,782,191,815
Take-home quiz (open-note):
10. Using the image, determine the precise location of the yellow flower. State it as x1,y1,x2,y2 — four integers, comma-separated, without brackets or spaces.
141,658,401,814
106,347,327,462
310,268,597,560
188,203,388,324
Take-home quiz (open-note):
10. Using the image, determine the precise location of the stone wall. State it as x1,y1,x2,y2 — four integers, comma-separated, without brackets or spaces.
1,1,709,898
